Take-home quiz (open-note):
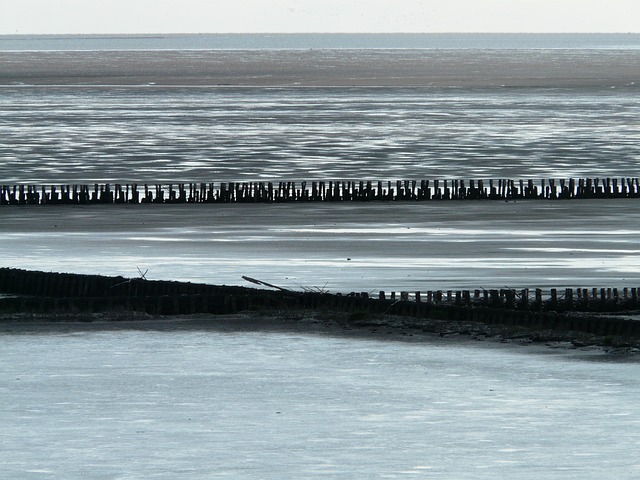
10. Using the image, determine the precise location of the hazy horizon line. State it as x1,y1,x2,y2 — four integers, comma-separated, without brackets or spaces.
2,31,640,37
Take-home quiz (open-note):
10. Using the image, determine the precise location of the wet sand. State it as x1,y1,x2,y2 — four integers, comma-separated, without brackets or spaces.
2,200,640,292
2,49,639,87
2,310,638,361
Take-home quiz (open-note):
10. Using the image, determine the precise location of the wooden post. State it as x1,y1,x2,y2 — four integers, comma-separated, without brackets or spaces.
582,288,589,308
565,288,573,308
569,178,576,198
131,184,139,204
550,289,558,308
505,289,516,309
463,290,471,305
526,179,534,198
490,290,500,306
520,288,529,308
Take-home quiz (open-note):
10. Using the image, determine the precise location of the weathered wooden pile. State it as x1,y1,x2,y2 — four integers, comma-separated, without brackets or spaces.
1,268,639,339
2,177,640,205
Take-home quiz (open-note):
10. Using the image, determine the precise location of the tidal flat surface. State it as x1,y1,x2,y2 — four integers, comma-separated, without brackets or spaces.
2,326,639,479
2,48,639,87
1,84,638,184
2,200,639,292
2,48,639,184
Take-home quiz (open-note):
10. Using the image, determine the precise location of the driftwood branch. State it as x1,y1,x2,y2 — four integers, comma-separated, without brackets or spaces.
242,276,291,292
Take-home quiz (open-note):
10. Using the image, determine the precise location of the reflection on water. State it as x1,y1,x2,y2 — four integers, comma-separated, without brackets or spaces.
2,329,639,479
2,201,639,291
1,87,638,184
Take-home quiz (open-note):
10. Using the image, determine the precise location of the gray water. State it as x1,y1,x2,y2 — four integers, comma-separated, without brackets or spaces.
2,327,640,479
1,86,639,184
2,34,638,184
3,201,640,292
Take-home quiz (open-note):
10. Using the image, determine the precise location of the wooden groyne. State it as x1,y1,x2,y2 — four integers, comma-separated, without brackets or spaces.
1,268,639,339
2,177,640,205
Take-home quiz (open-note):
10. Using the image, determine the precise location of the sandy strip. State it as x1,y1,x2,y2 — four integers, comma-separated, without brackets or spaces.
1,49,639,87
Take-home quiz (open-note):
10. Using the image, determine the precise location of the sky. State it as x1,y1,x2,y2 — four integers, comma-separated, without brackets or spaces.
1,0,639,35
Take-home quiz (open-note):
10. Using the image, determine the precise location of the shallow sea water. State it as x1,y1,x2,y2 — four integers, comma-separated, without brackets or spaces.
2,328,640,479
2,200,640,292
1,86,638,183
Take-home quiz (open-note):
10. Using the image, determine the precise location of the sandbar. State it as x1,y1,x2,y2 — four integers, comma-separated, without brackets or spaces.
1,49,639,88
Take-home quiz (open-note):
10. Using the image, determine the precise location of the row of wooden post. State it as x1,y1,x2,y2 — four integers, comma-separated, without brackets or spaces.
1,268,639,314
374,286,640,311
2,268,640,340
2,177,640,205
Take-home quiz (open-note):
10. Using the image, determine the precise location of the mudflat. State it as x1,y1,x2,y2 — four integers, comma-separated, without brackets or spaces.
2,200,640,292
1,49,639,87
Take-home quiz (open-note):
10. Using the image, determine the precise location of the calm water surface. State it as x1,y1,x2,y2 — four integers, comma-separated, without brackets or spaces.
2,328,640,479
2,201,640,292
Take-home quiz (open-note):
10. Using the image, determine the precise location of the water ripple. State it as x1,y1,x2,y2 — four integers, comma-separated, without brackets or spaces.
1,87,638,184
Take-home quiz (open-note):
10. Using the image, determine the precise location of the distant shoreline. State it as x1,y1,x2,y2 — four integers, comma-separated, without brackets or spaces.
2,48,639,88
2,32,640,52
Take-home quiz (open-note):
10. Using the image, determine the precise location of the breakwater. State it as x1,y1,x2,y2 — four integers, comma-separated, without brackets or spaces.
1,268,638,339
2,177,640,205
